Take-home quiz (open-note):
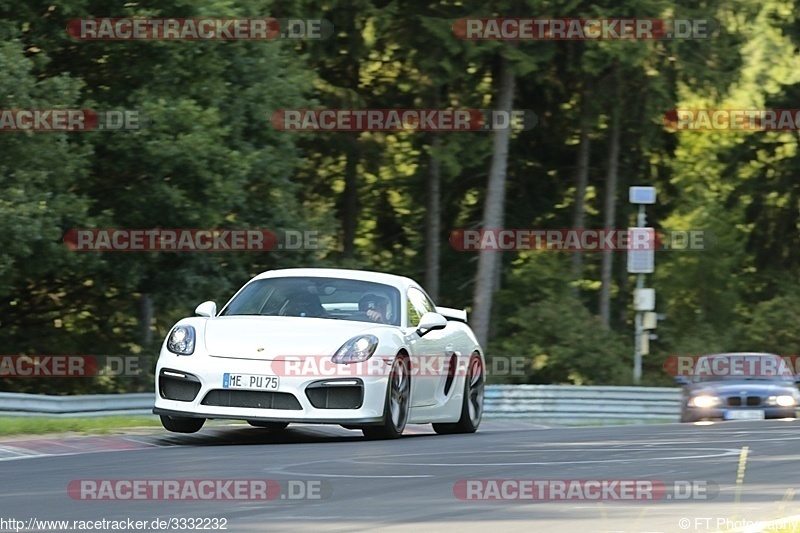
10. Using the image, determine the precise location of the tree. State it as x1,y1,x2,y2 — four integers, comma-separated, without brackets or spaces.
471,55,516,348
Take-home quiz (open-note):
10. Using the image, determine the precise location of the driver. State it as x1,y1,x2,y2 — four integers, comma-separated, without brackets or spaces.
283,291,327,318
358,294,389,323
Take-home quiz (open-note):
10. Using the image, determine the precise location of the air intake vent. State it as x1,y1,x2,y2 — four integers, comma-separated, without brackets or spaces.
306,382,363,409
201,390,302,410
159,369,201,401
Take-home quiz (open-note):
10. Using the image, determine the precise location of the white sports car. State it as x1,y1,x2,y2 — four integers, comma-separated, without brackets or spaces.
153,268,485,439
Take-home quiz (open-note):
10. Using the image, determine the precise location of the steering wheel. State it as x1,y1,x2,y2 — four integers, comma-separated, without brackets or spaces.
350,311,384,323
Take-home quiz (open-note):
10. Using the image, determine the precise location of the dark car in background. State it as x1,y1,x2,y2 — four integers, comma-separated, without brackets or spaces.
677,353,800,422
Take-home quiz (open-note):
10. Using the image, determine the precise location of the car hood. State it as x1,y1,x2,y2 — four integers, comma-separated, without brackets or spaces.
201,316,385,360
688,381,796,396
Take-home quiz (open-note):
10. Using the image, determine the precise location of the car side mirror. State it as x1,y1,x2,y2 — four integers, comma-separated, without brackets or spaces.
195,301,217,318
416,312,447,337
674,376,690,385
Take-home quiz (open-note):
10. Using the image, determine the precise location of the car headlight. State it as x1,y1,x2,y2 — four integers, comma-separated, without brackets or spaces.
332,334,378,364
689,395,720,408
167,325,196,355
767,395,797,407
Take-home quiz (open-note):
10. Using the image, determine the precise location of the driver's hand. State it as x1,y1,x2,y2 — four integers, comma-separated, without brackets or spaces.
366,309,384,323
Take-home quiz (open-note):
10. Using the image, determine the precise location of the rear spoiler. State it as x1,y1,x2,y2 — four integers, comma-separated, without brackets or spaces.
436,306,467,323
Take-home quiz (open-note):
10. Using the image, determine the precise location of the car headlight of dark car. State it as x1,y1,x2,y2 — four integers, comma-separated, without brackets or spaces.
688,394,720,408
766,395,797,407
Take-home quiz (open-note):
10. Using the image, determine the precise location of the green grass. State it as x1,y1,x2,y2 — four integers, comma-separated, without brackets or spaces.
0,416,163,437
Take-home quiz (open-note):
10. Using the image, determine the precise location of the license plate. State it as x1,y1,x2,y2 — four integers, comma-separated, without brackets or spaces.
724,410,765,420
223,373,279,390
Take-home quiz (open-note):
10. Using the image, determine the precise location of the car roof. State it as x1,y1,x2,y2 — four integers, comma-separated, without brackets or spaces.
252,268,417,291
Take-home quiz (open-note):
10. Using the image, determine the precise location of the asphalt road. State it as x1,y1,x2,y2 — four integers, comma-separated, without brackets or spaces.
1,419,800,533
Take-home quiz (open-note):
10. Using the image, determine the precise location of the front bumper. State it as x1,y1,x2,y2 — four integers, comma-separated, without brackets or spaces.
153,407,383,424
153,352,390,424
682,406,798,422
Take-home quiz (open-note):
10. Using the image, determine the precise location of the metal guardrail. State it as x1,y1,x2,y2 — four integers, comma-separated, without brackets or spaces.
0,386,682,424
0,392,154,418
484,385,681,424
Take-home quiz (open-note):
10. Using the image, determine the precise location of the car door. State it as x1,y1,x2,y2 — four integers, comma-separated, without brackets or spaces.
406,287,450,407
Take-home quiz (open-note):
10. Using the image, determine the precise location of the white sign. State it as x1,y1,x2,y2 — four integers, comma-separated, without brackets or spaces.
627,249,654,273
629,186,657,204
643,311,658,330
627,227,655,273
634,288,656,311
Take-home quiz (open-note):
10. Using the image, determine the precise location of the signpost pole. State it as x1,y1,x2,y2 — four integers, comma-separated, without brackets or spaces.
628,187,656,385
633,205,646,384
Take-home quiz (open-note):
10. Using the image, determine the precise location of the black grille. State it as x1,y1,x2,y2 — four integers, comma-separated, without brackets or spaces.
159,371,201,402
201,390,302,410
726,396,763,407
306,384,363,409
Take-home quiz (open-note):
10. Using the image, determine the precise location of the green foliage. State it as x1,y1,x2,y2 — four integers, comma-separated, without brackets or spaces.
491,254,630,385
738,290,800,355
0,0,797,394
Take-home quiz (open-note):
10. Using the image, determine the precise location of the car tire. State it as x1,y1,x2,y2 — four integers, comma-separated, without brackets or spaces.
433,354,484,435
247,421,290,430
362,354,411,440
160,415,205,433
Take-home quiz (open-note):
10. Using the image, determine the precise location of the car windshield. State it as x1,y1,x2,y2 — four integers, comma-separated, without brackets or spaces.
219,276,401,326
691,355,795,383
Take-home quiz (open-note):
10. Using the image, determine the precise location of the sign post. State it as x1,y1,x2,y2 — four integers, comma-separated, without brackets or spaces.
628,187,656,384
